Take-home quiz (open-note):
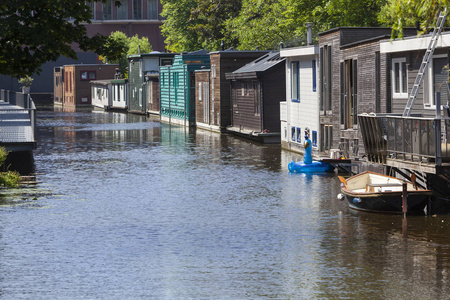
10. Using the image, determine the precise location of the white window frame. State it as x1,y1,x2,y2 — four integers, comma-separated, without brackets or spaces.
426,54,447,109
391,58,408,99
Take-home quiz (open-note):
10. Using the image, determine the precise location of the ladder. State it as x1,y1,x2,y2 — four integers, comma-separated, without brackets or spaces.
403,9,447,117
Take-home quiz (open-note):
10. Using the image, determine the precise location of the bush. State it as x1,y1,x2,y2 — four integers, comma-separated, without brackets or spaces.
0,147,20,188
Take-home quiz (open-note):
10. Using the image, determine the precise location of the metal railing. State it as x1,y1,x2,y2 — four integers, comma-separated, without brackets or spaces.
359,113,450,167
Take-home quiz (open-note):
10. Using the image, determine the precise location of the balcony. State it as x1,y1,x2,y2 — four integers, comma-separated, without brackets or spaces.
359,113,450,174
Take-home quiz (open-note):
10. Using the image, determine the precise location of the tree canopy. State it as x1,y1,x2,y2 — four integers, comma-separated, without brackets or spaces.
102,31,153,77
0,0,122,78
161,0,450,52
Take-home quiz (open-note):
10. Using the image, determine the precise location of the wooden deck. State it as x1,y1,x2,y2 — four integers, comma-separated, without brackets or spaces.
0,92,37,152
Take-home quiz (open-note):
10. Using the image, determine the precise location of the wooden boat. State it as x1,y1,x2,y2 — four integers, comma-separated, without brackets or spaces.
338,171,432,214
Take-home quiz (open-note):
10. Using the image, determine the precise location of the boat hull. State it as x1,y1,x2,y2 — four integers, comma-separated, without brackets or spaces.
288,160,335,173
342,190,431,214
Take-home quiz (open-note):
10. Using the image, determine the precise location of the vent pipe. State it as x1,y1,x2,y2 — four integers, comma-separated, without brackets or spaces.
306,23,312,45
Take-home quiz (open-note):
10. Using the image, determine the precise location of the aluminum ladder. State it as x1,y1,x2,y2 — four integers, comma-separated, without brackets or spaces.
402,9,447,117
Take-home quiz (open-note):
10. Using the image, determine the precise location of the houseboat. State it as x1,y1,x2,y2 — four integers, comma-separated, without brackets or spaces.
225,51,286,143
194,49,269,133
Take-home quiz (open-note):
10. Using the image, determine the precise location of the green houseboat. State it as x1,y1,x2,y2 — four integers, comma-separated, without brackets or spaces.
128,52,175,115
159,50,210,126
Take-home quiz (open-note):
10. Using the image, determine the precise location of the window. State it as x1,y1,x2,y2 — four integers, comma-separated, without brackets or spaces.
340,59,358,128
291,61,299,102
211,65,216,78
81,71,96,80
312,131,317,147
103,0,113,20
296,127,301,143
133,0,142,19
320,45,332,111
198,82,202,102
147,0,158,19
425,55,448,108
254,82,260,116
117,0,128,19
312,60,317,92
87,1,95,19
392,58,408,98
291,127,296,141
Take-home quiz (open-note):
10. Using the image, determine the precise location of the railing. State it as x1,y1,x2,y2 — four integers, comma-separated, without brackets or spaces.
359,113,450,167
0,89,37,149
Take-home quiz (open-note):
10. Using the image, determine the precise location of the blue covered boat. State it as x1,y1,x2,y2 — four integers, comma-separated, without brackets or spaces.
288,160,335,173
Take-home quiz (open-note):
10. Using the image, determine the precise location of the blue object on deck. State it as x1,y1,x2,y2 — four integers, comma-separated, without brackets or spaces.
288,160,335,173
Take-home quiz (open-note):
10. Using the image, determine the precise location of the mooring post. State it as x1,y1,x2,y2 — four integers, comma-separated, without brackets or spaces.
402,182,408,216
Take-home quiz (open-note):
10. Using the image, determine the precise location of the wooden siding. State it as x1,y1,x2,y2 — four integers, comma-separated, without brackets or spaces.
230,63,286,133
159,53,210,125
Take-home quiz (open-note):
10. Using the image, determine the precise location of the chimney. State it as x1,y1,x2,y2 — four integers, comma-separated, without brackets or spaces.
306,22,312,45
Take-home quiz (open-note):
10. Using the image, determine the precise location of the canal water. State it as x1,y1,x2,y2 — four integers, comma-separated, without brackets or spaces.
1,108,450,299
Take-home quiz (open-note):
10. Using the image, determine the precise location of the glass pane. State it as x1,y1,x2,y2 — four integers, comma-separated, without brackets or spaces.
433,57,448,106
117,0,128,19
291,62,298,100
103,0,112,20
394,63,400,93
133,0,142,19
147,0,158,19
401,62,407,93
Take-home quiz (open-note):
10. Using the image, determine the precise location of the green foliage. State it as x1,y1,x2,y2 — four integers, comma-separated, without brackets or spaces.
0,0,123,78
160,0,201,52
0,147,20,188
103,32,153,77
18,75,34,87
379,0,450,37
128,35,153,56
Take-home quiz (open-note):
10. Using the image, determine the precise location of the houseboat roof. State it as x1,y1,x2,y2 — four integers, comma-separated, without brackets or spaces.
380,31,450,53
224,51,285,80
127,52,177,59
209,49,270,57
280,45,318,57
318,27,419,48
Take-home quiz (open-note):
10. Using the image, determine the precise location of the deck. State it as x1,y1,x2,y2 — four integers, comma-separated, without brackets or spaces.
0,90,37,152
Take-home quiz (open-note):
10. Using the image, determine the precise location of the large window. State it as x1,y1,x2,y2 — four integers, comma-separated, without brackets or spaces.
291,61,299,102
117,0,128,19
425,55,448,108
147,0,158,19
103,0,113,20
133,0,142,19
80,71,96,81
392,58,408,98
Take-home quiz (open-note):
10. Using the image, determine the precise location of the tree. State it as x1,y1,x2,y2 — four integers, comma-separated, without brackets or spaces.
160,0,201,52
0,0,122,78
102,31,153,77
379,0,450,37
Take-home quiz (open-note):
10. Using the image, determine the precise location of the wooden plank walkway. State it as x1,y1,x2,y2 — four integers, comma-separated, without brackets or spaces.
0,99,36,152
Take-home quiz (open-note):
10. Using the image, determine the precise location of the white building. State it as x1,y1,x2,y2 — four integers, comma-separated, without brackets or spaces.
280,45,320,155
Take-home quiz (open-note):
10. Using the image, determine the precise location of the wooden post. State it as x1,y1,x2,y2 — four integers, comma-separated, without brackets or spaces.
402,182,408,215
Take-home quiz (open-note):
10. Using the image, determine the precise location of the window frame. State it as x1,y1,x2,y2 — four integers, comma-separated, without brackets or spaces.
80,71,96,81
425,54,448,109
391,57,408,99
291,61,300,102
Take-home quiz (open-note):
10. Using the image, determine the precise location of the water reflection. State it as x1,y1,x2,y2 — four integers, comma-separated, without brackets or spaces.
0,108,450,298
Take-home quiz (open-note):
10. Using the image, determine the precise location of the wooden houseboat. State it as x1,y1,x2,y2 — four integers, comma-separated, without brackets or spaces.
54,67,64,106
128,52,175,115
194,50,269,133
225,51,286,143
318,27,418,158
53,64,119,108
280,44,319,155
91,79,128,111
159,50,210,127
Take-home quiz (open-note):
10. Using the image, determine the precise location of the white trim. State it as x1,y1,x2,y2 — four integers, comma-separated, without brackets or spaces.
380,32,450,54
426,54,448,109
391,58,408,99
280,45,318,57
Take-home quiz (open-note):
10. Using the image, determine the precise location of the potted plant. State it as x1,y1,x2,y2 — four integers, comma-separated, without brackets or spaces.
18,75,33,94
